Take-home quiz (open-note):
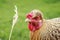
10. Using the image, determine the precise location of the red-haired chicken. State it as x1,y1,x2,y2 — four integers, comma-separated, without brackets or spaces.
25,9,60,40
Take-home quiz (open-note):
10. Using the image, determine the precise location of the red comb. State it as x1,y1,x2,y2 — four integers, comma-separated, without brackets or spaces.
26,13,33,19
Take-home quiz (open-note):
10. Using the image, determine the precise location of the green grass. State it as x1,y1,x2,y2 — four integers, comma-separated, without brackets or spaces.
0,0,60,40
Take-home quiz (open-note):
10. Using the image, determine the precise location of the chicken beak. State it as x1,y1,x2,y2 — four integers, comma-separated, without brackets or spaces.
25,18,30,22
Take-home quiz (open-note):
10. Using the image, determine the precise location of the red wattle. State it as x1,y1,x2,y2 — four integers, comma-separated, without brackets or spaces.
28,20,42,32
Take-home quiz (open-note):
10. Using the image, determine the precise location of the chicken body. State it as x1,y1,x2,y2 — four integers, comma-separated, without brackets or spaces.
25,9,60,40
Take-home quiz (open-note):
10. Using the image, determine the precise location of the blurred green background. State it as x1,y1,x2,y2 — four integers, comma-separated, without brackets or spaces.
0,0,60,40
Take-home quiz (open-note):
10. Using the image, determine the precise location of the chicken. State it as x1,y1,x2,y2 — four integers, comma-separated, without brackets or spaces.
25,9,60,40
